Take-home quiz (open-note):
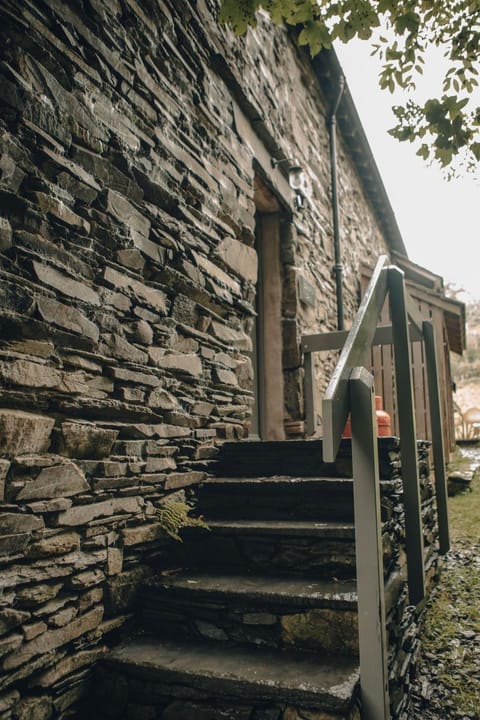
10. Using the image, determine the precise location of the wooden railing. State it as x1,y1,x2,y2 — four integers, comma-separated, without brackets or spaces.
301,255,450,720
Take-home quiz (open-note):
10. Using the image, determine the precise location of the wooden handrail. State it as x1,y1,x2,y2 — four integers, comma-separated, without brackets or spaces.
301,255,451,720
322,255,389,462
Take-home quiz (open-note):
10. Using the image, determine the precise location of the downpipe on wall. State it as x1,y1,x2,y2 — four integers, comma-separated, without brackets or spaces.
329,75,345,331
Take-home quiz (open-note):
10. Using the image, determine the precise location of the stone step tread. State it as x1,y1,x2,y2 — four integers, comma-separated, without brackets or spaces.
203,476,353,485
105,638,359,710
144,570,357,608
204,519,356,538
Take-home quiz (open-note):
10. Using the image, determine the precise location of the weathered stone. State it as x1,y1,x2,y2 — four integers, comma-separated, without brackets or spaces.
121,523,165,546
33,647,105,687
33,261,100,306
48,606,78,629
106,547,123,576
23,620,47,641
27,498,73,514
4,340,54,360
144,457,176,473
210,321,252,351
195,620,228,641
37,296,99,342
124,423,190,439
99,461,128,476
56,422,118,460
148,350,202,377
0,358,61,390
192,401,215,417
15,582,64,609
0,689,20,712
26,532,81,559
281,609,359,655
79,587,103,614
213,368,238,386
112,440,145,457
70,568,105,589
104,267,167,313
147,387,179,410
216,237,258,282
34,191,91,233
121,387,146,403
0,513,44,536
0,610,31,638
134,320,154,345
2,606,103,670
116,249,145,272
174,335,199,354
56,496,143,526
164,471,205,490
0,217,12,251
105,565,153,615
110,367,161,387
106,189,150,242
12,694,53,720
144,441,177,456
242,613,277,625
39,144,101,194
71,145,141,199
192,250,241,296
16,461,89,501
0,634,23,660
0,533,31,557
105,333,148,364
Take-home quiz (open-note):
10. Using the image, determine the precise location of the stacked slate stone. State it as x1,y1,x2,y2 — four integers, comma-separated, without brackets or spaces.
385,439,438,720
0,0,261,715
0,0,443,717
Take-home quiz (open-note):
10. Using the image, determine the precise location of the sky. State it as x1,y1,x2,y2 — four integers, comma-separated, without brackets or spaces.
335,39,479,302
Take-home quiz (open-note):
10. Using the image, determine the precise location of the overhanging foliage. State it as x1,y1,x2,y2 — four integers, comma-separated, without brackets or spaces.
219,1,480,175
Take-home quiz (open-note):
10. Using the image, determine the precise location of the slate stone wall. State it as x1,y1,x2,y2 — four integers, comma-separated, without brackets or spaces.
0,0,393,715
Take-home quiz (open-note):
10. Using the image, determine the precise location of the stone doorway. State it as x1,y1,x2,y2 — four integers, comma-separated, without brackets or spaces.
250,175,285,441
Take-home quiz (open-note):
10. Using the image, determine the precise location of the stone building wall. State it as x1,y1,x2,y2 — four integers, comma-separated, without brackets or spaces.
0,0,394,716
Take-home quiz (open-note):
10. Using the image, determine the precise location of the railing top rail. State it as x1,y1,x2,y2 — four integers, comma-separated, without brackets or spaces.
302,322,423,354
322,255,389,461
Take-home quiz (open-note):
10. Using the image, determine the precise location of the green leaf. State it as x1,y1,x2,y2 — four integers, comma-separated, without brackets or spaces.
298,21,332,54
416,144,430,160
471,142,480,161
218,0,260,34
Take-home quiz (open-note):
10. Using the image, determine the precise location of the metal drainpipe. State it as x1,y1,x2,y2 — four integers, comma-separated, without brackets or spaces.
329,75,345,331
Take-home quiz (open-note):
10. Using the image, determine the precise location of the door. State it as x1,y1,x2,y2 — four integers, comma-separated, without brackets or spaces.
250,174,285,440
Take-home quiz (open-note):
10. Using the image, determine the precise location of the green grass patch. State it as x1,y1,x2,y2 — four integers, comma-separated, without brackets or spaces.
414,450,480,715
448,486,480,542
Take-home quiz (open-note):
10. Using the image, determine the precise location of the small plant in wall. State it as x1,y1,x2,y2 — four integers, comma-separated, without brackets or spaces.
155,496,209,542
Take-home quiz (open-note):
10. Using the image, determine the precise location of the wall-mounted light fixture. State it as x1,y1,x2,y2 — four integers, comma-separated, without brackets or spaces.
271,157,306,211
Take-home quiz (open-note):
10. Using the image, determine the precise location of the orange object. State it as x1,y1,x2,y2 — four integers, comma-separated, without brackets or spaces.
375,395,392,436
342,395,391,438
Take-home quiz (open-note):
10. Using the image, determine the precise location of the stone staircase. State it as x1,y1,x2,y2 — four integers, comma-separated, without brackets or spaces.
90,438,420,720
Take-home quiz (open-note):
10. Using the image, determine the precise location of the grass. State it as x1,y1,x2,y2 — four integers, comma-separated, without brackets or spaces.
413,449,480,716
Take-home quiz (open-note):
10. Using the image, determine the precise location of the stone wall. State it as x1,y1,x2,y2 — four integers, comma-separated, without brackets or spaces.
0,0,394,716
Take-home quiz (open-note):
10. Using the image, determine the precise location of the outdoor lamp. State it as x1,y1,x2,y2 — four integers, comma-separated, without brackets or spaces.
271,157,306,210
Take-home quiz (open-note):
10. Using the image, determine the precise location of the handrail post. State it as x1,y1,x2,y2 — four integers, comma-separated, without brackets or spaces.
423,320,450,554
350,367,389,720
388,267,426,605
304,351,316,436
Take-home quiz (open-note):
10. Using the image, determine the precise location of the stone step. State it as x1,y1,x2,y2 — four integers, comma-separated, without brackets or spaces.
171,519,357,577
194,476,355,521
213,437,402,480
141,570,358,655
94,638,360,719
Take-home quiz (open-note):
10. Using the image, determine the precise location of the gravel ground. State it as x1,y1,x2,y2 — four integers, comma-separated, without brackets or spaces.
407,541,480,719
